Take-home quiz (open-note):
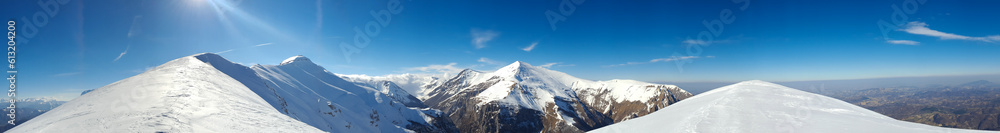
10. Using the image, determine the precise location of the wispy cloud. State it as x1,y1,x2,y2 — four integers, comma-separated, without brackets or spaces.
53,72,83,77
682,40,709,45
131,66,156,73
682,38,734,45
315,0,323,30
606,62,646,67
901,21,1000,42
681,35,747,45
216,49,235,54
537,62,573,68
607,56,708,67
113,45,129,62
405,63,465,75
127,16,142,37
650,56,700,62
216,42,274,54
471,29,499,49
886,40,920,45
522,42,538,52
478,57,503,65
114,16,143,63
254,42,273,47
538,63,558,68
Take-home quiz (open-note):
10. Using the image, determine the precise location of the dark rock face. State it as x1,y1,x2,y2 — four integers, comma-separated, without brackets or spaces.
407,109,460,133
576,85,693,123
423,69,692,133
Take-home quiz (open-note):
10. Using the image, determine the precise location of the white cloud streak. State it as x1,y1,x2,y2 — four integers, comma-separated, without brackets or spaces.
53,72,83,77
216,42,273,54
537,62,559,68
901,21,1000,42
522,42,538,52
127,16,142,37
471,29,499,49
478,57,503,65
682,39,734,45
682,39,709,45
115,16,142,63
886,40,920,45
650,56,699,63
607,56,707,67
216,49,235,54
254,42,273,47
113,45,129,62
405,63,465,75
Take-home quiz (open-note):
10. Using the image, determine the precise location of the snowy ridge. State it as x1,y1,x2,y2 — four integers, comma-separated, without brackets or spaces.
445,61,578,111
423,61,692,132
337,73,447,100
439,61,685,110
573,79,686,103
590,80,990,133
336,75,427,108
9,54,323,132
196,53,456,132
279,55,311,65
12,53,457,133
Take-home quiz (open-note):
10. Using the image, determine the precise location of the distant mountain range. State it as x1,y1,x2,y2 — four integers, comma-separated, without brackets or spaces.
12,53,689,132
824,80,1000,131
0,97,66,132
10,53,454,132
344,61,694,132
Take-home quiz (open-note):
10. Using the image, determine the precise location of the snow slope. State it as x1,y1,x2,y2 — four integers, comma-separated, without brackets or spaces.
589,80,991,133
336,76,427,108
423,61,692,132
197,53,455,132
337,73,447,100
8,54,323,132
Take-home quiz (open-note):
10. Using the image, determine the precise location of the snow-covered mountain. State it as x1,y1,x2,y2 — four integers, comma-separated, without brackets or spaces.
8,54,323,132
338,73,448,100
0,97,67,132
422,61,693,132
0,97,64,110
589,80,990,133
11,53,458,133
189,53,456,132
337,74,448,108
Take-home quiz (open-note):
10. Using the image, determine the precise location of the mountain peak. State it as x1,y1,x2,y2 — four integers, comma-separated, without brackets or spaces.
280,55,313,65
502,61,532,69
192,53,234,65
512,61,530,66
495,61,533,76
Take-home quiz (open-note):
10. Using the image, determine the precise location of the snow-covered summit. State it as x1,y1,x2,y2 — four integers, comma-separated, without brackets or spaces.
422,61,692,132
207,54,456,132
336,73,449,100
13,53,458,133
280,55,312,65
495,61,529,73
589,80,989,133
10,53,324,132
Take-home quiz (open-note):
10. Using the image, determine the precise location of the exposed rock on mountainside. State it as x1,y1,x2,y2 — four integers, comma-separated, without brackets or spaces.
422,61,692,132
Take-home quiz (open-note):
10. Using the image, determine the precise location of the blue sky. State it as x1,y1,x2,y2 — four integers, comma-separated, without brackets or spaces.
3,0,999,100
